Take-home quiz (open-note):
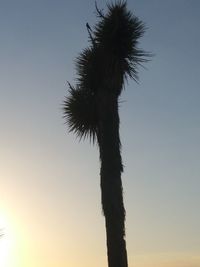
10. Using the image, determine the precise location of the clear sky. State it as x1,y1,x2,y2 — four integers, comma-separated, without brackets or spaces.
0,0,200,267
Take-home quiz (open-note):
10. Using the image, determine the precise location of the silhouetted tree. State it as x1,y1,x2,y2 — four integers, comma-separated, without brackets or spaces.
64,2,148,267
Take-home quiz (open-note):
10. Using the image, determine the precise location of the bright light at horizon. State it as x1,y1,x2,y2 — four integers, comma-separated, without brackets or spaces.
0,213,15,267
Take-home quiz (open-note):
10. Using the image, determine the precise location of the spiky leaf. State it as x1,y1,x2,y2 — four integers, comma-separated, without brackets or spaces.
94,1,149,83
63,85,97,142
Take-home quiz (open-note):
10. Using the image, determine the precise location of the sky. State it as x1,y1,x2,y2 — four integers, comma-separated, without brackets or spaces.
0,0,200,266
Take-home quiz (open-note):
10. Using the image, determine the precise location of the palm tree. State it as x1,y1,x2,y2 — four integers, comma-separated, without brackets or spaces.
64,2,148,267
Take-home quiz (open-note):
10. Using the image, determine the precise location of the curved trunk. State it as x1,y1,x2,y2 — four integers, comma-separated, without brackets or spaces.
97,90,128,267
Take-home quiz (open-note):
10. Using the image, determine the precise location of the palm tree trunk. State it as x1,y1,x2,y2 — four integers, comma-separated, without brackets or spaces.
97,90,128,267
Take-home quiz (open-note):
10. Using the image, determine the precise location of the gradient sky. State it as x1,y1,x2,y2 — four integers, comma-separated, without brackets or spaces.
0,1,200,267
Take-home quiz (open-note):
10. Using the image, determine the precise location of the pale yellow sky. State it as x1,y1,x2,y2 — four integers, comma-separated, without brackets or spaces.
131,253,200,267
1,205,200,267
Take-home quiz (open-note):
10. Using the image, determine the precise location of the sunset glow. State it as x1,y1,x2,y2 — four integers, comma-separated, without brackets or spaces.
0,0,200,267
0,214,14,267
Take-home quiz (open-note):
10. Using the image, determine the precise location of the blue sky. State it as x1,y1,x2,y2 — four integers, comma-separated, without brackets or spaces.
0,1,200,266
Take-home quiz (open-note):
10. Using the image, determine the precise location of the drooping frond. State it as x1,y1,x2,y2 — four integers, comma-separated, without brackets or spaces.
63,84,97,142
